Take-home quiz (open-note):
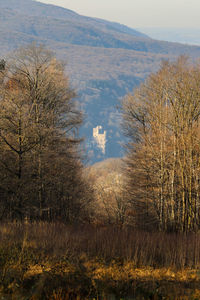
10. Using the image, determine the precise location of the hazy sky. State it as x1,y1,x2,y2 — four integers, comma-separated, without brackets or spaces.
38,0,200,29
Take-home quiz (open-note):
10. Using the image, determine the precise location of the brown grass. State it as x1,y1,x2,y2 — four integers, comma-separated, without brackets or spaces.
0,222,200,299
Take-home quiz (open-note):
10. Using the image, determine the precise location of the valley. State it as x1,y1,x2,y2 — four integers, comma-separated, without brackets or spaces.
1,0,200,162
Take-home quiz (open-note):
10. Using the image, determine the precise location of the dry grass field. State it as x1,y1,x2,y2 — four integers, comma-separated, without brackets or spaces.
0,222,200,299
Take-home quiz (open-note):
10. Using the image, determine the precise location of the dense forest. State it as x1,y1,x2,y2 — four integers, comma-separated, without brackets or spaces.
1,45,200,299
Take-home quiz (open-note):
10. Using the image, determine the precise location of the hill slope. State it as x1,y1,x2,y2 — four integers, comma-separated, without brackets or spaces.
1,0,200,163
139,27,200,46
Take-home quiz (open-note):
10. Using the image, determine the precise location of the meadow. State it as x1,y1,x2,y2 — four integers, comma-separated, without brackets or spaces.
1,222,200,299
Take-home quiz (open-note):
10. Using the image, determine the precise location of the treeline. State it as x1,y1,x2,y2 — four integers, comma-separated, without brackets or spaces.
1,45,200,233
0,44,92,222
122,57,200,232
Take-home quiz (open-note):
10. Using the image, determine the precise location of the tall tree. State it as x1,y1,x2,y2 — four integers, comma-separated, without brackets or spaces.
122,57,200,232
0,44,92,222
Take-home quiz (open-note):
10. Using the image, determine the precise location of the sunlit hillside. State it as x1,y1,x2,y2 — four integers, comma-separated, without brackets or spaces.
1,0,200,162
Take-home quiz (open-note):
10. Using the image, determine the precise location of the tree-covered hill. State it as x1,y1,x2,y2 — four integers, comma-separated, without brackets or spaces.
1,0,200,163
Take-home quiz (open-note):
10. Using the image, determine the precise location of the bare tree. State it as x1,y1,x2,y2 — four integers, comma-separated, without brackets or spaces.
0,44,92,222
122,57,200,232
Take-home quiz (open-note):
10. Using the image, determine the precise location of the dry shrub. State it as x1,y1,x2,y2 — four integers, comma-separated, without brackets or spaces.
1,222,200,269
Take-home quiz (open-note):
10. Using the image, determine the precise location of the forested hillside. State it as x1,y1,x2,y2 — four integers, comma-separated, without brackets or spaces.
1,34,200,300
1,0,200,162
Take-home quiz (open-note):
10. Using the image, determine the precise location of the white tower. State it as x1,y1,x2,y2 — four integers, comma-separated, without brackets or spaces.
93,126,106,154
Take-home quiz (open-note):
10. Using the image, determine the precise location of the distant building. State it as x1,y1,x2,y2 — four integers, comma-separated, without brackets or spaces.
93,126,106,154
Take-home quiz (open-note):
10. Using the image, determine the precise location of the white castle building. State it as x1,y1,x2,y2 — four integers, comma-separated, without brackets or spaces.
93,126,106,154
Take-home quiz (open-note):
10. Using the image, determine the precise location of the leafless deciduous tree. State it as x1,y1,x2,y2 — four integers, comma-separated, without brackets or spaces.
0,44,93,222
122,57,200,232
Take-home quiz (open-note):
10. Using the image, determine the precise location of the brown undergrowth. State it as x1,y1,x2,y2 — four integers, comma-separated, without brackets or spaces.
0,222,200,299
